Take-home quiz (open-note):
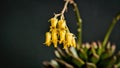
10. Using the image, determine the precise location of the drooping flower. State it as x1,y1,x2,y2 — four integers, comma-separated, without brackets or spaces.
65,32,73,47
58,19,66,30
51,29,58,48
50,17,58,28
59,30,66,44
72,36,76,48
44,32,51,46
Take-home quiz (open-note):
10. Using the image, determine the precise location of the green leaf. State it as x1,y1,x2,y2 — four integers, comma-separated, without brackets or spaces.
72,56,85,67
90,44,100,63
78,48,88,61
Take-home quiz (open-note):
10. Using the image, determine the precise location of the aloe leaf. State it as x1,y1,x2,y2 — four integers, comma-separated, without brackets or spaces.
89,44,100,63
71,56,85,67
78,48,88,61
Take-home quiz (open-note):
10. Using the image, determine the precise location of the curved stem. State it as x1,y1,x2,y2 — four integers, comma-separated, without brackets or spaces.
61,0,69,15
54,0,70,19
70,1,82,49
102,14,120,47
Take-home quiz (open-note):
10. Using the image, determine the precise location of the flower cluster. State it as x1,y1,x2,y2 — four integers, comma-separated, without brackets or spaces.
44,16,76,49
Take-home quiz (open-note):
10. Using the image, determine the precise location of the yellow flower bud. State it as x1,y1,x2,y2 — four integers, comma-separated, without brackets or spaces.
65,32,73,47
50,17,58,28
58,19,66,30
51,29,58,48
59,30,66,44
44,32,51,46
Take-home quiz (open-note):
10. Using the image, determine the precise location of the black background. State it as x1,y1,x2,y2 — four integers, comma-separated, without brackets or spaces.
1,0,120,68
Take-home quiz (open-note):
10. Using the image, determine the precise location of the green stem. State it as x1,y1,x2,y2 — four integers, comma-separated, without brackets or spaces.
71,1,82,49
102,14,120,47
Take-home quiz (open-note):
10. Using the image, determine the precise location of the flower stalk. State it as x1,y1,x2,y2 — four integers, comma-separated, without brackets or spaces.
70,0,82,49
102,14,120,47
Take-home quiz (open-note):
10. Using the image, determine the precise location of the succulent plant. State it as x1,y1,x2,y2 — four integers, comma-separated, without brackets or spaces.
42,0,120,68
43,42,120,68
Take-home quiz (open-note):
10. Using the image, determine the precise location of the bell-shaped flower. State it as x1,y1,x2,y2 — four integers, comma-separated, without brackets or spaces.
58,19,66,30
72,36,76,48
51,29,58,47
65,32,73,47
50,17,58,28
44,32,51,46
59,30,66,44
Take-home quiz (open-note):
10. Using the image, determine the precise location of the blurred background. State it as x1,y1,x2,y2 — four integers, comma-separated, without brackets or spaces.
1,0,120,68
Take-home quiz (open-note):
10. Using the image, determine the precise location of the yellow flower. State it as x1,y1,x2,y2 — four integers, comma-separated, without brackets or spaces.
59,30,66,44
44,32,51,46
50,17,58,28
72,36,76,48
58,19,66,30
65,32,73,47
44,16,77,49
51,29,58,48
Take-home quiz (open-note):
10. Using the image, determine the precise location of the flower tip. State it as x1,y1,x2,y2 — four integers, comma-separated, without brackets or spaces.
44,32,51,46
43,42,51,46
54,44,57,48
63,46,67,50
59,41,62,44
